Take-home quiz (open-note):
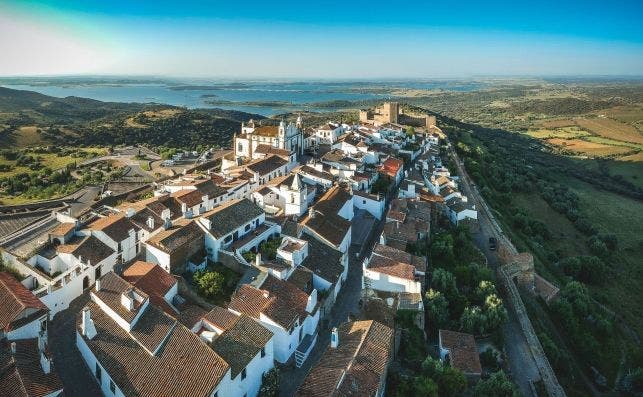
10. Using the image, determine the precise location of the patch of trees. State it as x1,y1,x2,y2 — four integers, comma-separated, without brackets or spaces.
426,227,507,337
510,97,616,116
191,263,240,305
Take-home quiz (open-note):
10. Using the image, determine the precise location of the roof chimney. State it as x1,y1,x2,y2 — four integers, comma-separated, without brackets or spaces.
308,208,315,219
10,342,16,354
331,327,339,348
146,216,155,230
95,278,101,292
81,308,97,339
126,208,135,218
121,290,135,311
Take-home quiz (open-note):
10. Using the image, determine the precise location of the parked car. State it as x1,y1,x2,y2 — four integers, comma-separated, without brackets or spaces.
489,237,497,251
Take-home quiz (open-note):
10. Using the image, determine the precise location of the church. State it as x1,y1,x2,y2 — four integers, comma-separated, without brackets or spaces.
223,117,304,171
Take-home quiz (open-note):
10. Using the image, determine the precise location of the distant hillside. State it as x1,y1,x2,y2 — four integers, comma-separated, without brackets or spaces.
0,87,265,149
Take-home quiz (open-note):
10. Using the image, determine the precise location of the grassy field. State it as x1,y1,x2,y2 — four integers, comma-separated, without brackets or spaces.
564,177,643,335
595,104,643,125
526,126,591,139
539,119,577,128
545,138,633,157
583,135,643,150
575,117,643,145
0,148,106,178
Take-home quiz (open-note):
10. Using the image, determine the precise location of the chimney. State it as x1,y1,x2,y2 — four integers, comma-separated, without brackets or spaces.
95,278,101,292
255,252,262,267
121,290,134,311
81,308,97,339
164,217,172,230
126,208,135,218
10,342,16,354
331,327,339,348
181,202,188,214
308,208,315,219
40,350,51,374
146,216,155,230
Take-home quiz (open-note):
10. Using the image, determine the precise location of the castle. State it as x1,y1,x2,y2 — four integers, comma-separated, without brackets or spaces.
360,101,436,129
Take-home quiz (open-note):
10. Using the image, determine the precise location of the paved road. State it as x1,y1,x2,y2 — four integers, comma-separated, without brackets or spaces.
447,144,545,397
49,293,102,397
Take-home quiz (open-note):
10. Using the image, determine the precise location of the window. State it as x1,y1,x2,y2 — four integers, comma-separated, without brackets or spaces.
245,224,251,232
238,143,243,152
363,200,366,204
261,347,266,358
241,368,247,380
109,380,116,394
224,235,232,243
95,363,102,381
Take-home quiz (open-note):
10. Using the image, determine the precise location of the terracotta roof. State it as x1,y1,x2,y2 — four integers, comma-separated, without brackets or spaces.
246,155,288,176
379,157,403,178
0,338,63,397
92,272,148,324
229,276,311,329
372,244,426,273
123,262,177,315
211,315,273,378
146,219,204,254
56,235,115,265
201,198,263,239
288,266,314,293
173,189,205,207
194,179,227,198
439,330,482,375
254,144,291,157
300,235,344,284
314,185,352,217
201,306,238,331
297,320,394,397
253,125,280,137
49,222,75,236
78,301,229,397
298,165,334,182
302,211,351,248
0,273,47,332
89,214,139,242
129,207,163,232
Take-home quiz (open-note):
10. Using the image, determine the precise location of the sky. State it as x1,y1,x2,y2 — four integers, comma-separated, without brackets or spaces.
1,0,642,78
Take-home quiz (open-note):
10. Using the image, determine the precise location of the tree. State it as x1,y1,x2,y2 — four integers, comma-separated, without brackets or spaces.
473,371,520,397
460,306,486,335
259,368,279,397
193,270,224,299
412,376,438,397
483,294,508,332
431,269,458,295
425,289,450,331
438,366,467,397
405,126,416,137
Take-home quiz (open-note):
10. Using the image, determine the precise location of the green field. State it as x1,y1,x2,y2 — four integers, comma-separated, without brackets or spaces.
0,148,106,178
525,126,591,139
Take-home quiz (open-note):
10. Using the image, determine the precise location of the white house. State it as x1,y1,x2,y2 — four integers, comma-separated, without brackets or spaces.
352,190,386,220
362,244,426,294
0,272,49,341
251,173,315,217
76,272,234,397
297,164,335,189
229,275,320,367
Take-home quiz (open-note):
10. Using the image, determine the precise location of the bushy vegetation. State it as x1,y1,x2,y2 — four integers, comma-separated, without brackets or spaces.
425,226,507,337
191,263,240,305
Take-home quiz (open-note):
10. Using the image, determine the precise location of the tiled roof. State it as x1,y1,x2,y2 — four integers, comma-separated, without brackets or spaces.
123,261,177,315
201,198,263,239
78,301,229,397
89,214,139,242
372,244,426,273
300,234,344,284
92,272,148,324
302,211,351,248
129,304,176,353
246,155,288,176
211,315,273,378
367,255,415,281
229,276,311,329
253,125,279,137
0,272,47,332
202,306,238,331
288,266,314,293
254,144,291,157
56,235,115,266
439,329,482,375
146,219,204,254
380,157,403,178
194,179,227,199
298,165,334,181
173,189,205,207
297,320,394,397
314,185,352,217
129,207,163,232
0,338,63,397
50,222,75,236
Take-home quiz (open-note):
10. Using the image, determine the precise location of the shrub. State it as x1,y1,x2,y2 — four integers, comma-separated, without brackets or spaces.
193,269,224,299
473,370,520,397
259,368,279,397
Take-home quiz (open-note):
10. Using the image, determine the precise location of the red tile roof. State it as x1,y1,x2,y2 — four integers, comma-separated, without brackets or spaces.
0,272,47,332
123,262,178,316
297,320,394,397
439,329,482,376
0,338,63,397
379,157,403,178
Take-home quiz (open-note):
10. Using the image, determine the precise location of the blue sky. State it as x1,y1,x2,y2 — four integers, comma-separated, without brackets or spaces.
1,0,642,77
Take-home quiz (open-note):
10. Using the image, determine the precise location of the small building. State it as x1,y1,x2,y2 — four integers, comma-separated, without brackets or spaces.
145,219,205,273
379,157,404,187
0,337,63,397
296,320,394,397
438,329,482,379
362,244,426,294
122,261,179,316
0,272,48,341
